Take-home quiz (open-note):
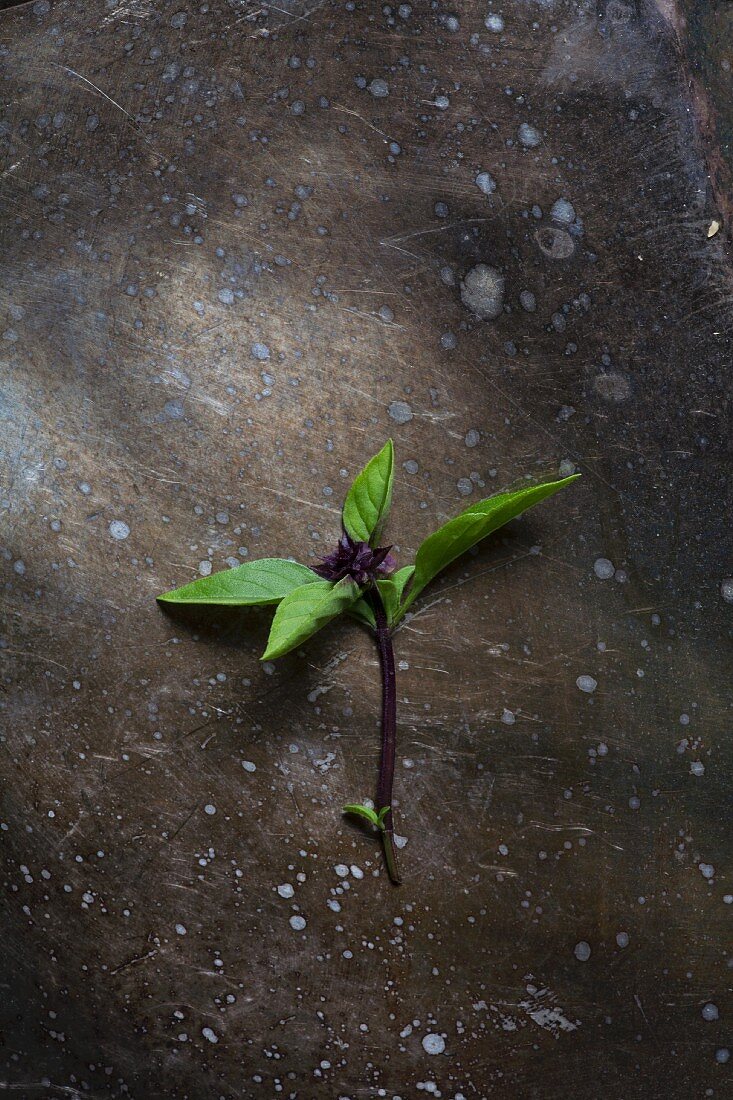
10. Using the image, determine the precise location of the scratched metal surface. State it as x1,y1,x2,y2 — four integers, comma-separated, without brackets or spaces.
1,1,731,1097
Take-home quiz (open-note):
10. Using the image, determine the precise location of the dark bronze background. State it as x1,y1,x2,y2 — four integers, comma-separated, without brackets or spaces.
1,1,731,1097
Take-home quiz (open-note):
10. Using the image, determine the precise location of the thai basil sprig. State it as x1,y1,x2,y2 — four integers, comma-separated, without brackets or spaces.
157,440,578,883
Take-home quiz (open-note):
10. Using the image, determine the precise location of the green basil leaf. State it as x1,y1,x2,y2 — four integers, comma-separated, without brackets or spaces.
261,577,360,661
377,564,415,625
400,475,580,616
343,803,380,827
348,597,377,630
342,439,394,546
157,558,318,606
349,566,416,630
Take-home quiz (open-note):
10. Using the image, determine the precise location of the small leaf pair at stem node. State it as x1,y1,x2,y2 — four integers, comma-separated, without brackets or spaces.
342,803,390,829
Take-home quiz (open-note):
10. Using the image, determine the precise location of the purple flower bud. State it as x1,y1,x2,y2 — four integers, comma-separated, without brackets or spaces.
377,551,397,577
313,532,396,586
